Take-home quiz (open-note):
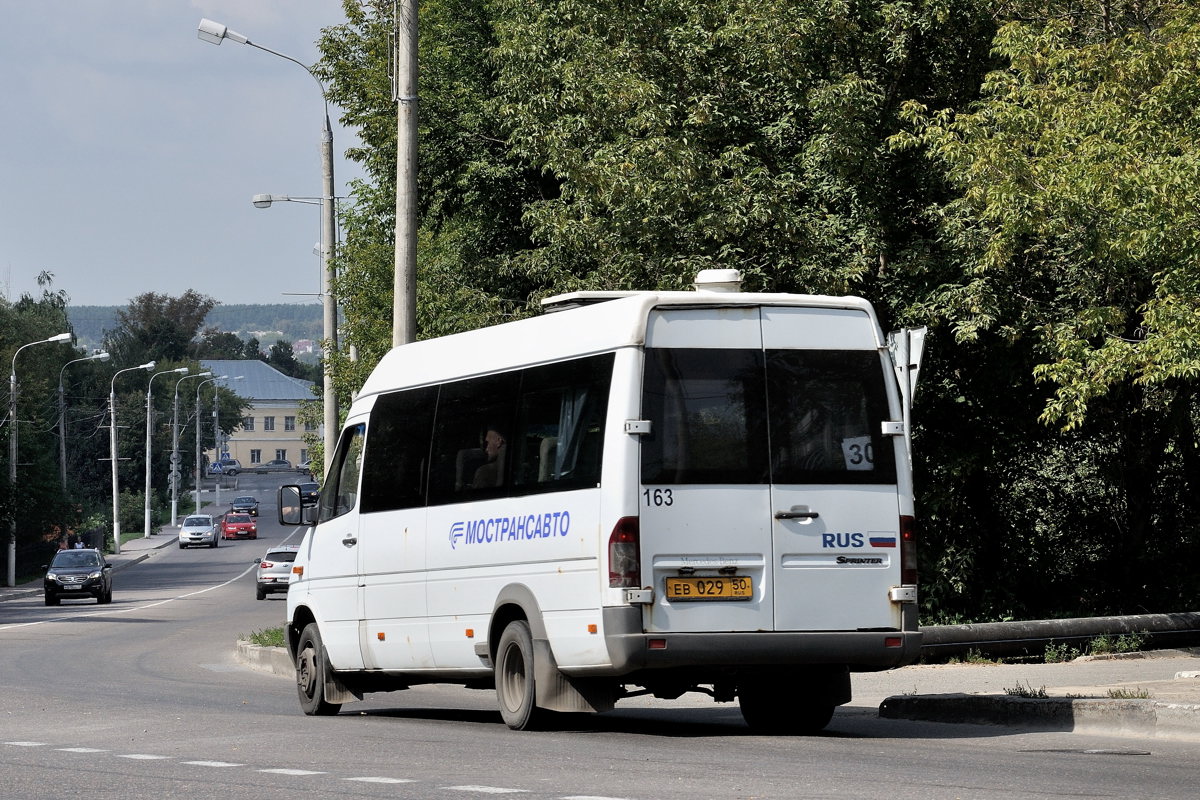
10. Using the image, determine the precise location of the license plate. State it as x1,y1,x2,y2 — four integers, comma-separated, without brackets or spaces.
665,576,753,601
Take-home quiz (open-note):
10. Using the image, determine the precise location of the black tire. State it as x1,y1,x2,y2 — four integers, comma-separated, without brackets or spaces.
179,543,186,549
738,680,835,735
209,538,218,548
44,593,60,606
256,586,266,601
97,588,112,605
296,623,342,716
495,620,545,730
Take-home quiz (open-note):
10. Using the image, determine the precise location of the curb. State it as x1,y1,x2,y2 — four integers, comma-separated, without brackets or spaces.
235,641,294,678
879,693,1200,742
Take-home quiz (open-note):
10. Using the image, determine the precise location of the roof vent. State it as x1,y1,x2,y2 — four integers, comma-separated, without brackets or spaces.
693,269,742,293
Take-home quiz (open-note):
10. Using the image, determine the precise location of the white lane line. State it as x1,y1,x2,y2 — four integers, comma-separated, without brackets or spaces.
118,754,172,760
5,741,48,747
344,777,417,784
259,768,327,776
445,787,529,794
0,564,259,630
182,760,244,767
56,747,108,753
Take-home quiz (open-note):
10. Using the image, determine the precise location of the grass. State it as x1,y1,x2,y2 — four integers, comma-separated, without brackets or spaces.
1107,687,1152,700
1004,681,1049,699
244,627,286,648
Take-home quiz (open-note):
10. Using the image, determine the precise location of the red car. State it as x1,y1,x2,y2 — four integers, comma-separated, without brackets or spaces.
220,513,258,540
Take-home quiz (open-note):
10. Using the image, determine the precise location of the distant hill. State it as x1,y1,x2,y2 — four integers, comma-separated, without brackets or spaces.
69,303,323,350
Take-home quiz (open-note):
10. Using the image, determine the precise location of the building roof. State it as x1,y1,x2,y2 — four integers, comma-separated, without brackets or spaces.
200,359,315,402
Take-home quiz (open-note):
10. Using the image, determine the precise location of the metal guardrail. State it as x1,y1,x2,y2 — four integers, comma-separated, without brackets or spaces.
921,611,1200,659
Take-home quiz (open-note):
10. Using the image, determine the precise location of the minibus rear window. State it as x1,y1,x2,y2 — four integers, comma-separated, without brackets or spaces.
641,348,896,485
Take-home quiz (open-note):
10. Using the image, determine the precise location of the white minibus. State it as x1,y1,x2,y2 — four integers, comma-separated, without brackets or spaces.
279,269,921,733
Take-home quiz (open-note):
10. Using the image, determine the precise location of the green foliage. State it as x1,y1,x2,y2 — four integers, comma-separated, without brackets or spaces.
1107,687,1151,699
243,627,286,648
1044,641,1082,663
1089,632,1148,655
1004,681,1049,699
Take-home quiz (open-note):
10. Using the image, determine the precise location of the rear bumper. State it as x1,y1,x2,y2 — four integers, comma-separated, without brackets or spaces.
601,606,922,673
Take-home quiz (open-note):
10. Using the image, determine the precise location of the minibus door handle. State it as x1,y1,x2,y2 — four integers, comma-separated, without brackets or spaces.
775,506,819,520
342,535,358,547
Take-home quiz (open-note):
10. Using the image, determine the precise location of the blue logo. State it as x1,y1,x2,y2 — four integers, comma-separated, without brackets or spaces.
448,511,571,550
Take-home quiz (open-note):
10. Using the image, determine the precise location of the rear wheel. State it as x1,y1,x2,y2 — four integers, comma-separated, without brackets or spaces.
738,676,837,735
256,586,266,601
296,623,342,716
495,620,544,730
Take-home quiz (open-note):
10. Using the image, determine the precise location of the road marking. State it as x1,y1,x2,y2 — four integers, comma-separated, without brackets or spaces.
445,787,529,794
182,760,245,767
5,741,48,747
259,768,327,776
57,747,108,753
119,754,172,760
345,776,417,784
0,565,258,630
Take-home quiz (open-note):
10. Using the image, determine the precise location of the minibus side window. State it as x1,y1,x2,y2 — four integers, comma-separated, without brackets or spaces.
766,350,897,484
512,353,613,492
428,372,520,505
360,386,437,513
318,424,365,523
641,348,769,484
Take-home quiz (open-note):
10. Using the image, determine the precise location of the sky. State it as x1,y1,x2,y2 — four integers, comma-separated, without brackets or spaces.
0,0,365,311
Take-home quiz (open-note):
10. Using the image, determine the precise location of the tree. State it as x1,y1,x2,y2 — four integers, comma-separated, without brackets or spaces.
103,291,217,365
195,329,249,359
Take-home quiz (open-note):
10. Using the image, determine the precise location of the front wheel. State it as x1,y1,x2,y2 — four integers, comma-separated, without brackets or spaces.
296,623,342,716
44,593,60,606
495,620,544,730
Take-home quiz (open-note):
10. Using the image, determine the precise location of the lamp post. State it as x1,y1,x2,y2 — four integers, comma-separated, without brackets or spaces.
172,372,211,526
198,18,339,476
58,351,110,489
109,361,155,555
7,332,72,586
144,367,188,538
194,376,225,516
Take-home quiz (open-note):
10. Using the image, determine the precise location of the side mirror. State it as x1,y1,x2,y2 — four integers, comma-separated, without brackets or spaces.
254,558,262,564
279,485,303,526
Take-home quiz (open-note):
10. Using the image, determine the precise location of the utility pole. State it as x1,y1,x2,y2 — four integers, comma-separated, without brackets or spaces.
393,0,418,347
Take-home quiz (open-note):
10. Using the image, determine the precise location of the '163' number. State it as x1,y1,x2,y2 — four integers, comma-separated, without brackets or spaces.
643,488,673,507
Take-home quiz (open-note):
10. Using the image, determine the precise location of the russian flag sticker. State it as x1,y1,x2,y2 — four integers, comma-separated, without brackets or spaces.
869,536,897,548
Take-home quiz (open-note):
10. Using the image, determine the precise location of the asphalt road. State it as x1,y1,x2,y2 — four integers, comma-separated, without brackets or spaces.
2,476,1198,799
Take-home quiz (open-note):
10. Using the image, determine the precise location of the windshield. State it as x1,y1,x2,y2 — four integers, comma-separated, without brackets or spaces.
184,516,211,526
51,552,101,569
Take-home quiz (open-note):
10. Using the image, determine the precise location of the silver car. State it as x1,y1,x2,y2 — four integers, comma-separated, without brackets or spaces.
178,514,218,549
256,544,301,599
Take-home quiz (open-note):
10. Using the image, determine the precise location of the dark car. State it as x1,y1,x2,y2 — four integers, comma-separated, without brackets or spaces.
230,495,260,516
255,459,292,474
298,482,320,507
44,548,113,605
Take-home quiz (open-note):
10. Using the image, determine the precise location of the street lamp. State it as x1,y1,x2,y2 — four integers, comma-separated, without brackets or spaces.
109,361,155,555
7,332,71,586
194,376,225,516
198,18,339,476
58,351,110,489
172,372,211,526
144,367,188,538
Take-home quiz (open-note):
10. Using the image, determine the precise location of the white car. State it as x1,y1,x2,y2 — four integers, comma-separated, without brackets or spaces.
178,514,218,549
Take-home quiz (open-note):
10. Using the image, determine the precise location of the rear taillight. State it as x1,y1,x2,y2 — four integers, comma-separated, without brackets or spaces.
608,516,641,588
900,515,918,585
259,560,273,569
